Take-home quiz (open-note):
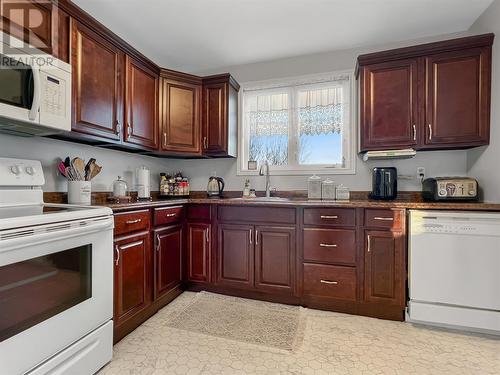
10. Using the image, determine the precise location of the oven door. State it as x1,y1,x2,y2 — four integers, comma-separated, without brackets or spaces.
0,216,113,375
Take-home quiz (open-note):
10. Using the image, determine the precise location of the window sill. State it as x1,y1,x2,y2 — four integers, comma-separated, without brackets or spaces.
237,167,356,176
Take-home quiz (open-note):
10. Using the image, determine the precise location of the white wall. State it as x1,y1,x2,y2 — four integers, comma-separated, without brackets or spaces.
467,0,500,202
0,133,174,192
0,31,476,194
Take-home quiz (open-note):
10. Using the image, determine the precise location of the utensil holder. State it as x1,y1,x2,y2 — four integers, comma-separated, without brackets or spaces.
68,181,91,205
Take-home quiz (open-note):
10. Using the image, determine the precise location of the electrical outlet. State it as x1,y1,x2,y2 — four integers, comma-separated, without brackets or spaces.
417,167,425,181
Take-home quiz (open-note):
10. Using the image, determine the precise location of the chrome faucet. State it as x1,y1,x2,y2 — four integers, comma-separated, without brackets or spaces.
259,161,271,197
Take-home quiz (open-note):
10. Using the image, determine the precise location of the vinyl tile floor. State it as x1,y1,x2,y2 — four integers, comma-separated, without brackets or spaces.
99,292,500,375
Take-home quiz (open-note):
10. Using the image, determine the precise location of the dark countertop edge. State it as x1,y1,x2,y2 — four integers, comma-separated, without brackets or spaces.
105,198,500,212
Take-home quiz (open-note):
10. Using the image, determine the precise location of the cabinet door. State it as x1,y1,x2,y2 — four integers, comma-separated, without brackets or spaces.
217,224,254,289
187,222,211,283
125,57,159,149
364,230,405,306
424,47,491,148
154,225,182,299
161,79,201,154
360,59,419,151
202,82,227,155
114,232,152,325
255,226,295,294
71,20,123,141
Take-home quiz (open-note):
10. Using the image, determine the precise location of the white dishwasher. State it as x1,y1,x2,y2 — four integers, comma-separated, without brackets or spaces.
408,210,500,335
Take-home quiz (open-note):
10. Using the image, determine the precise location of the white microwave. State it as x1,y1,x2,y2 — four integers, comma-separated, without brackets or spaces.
0,32,71,136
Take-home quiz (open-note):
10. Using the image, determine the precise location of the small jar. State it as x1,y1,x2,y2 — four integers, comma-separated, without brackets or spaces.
321,178,336,200
336,184,350,201
112,176,128,198
308,175,322,199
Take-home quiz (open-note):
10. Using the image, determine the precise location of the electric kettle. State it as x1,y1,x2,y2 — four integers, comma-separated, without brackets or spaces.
207,175,225,198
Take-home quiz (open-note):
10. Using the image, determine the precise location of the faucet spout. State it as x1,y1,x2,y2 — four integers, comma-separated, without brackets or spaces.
259,161,271,197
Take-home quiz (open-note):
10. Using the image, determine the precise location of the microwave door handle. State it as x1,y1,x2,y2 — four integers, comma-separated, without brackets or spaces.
28,68,41,121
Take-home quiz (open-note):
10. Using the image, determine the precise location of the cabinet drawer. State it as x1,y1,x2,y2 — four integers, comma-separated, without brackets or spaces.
303,264,357,301
303,208,356,227
364,209,403,230
187,205,211,221
114,210,150,236
154,206,184,227
303,229,356,265
218,206,295,224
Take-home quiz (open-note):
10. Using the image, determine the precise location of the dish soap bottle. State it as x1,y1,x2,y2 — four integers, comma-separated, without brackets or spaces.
243,179,251,197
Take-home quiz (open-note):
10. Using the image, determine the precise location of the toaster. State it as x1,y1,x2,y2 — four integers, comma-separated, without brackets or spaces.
422,177,479,202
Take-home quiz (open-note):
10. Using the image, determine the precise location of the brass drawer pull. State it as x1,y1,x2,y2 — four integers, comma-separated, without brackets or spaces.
126,218,142,224
319,243,338,248
373,217,393,221
165,213,176,217
320,215,338,219
114,245,120,266
320,280,338,285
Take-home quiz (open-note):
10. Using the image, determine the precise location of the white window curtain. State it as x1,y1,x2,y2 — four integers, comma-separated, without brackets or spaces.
239,72,355,175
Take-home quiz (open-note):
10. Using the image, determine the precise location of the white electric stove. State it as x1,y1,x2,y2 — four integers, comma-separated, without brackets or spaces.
0,157,114,375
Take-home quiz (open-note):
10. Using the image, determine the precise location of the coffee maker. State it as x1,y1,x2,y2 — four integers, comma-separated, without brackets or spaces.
369,167,397,200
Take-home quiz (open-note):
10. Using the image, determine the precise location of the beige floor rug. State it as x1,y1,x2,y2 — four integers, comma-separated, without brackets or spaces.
165,291,306,352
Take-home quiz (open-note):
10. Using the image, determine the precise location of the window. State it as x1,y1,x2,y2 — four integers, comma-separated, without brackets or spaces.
238,71,355,175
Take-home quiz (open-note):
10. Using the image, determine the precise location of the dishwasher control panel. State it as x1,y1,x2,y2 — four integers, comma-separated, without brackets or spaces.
422,223,477,234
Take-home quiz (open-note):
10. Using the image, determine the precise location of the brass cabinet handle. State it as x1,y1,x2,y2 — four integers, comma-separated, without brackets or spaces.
114,245,120,266
116,121,121,135
165,213,176,217
163,132,167,146
367,235,371,253
203,136,208,149
373,217,393,221
428,124,433,140
320,280,338,285
156,234,161,252
126,219,142,224
206,229,210,243
249,229,253,245
320,215,338,220
127,123,132,137
413,124,416,141
255,230,259,245
319,243,338,248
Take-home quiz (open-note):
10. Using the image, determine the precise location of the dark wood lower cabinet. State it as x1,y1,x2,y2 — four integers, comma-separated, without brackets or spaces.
216,224,254,289
154,225,183,300
187,222,211,283
113,232,152,339
254,226,295,294
364,230,405,307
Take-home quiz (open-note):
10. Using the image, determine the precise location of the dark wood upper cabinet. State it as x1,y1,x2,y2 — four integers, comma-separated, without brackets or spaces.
217,224,254,289
71,20,123,141
125,56,159,150
254,226,295,294
113,232,152,327
364,230,405,306
423,47,491,148
202,74,240,157
154,225,183,299
360,59,418,151
357,34,494,152
160,72,201,154
186,222,211,283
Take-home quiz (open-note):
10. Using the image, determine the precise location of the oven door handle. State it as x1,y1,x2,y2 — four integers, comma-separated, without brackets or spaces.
0,217,114,252
28,68,41,121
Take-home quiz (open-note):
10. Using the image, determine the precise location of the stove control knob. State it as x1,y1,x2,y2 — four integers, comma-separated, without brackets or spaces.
438,189,447,197
10,165,21,175
25,166,35,175
469,190,476,196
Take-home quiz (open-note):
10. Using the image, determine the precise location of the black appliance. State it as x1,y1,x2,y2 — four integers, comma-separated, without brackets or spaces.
369,167,398,200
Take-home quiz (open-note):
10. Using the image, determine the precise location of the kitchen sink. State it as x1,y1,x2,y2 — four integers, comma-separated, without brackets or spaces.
230,197,291,202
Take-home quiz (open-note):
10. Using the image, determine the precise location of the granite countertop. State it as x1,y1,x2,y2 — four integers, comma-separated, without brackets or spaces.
102,195,500,212
44,191,500,212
